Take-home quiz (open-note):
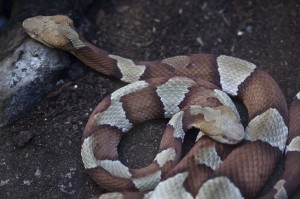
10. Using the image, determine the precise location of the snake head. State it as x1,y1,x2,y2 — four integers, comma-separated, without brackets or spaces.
22,15,78,49
188,105,245,144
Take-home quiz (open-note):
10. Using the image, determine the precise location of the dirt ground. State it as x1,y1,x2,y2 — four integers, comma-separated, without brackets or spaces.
1,0,300,198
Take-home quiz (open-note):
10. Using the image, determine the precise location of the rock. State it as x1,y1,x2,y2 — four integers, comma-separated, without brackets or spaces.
0,35,74,126
14,130,34,147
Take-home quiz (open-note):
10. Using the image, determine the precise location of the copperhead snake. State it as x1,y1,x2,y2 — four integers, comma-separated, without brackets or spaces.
22,15,300,199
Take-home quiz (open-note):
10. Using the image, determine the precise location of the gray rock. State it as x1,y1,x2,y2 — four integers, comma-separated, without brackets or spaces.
0,38,72,126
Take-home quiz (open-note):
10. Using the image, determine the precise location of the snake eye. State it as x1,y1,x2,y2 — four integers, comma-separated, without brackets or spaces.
221,134,229,141
222,134,227,139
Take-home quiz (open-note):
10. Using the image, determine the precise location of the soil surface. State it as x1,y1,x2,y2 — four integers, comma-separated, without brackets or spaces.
1,0,300,198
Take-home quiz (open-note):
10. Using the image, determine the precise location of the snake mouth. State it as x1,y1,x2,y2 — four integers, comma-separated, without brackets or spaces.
209,134,243,145
37,39,54,48
207,127,245,145
221,135,244,145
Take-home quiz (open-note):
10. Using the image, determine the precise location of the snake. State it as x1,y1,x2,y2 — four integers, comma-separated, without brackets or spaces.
22,15,300,199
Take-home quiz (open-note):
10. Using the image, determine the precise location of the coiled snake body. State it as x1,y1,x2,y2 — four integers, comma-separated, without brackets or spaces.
23,15,300,199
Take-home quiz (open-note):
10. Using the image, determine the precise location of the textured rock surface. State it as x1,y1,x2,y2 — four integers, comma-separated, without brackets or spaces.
0,38,72,126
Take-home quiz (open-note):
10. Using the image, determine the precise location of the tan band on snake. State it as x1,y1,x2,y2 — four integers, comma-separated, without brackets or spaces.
22,15,300,199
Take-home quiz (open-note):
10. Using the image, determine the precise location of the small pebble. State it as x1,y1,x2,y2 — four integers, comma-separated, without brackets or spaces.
237,30,244,36
35,169,41,178
14,131,34,147
245,25,253,33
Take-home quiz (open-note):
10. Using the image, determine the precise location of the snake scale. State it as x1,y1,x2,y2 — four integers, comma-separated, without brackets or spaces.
22,15,300,199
